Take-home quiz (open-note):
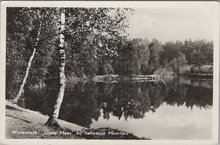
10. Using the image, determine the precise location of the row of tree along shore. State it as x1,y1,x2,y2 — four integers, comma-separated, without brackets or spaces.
91,63,213,82
7,8,213,96
171,64,213,79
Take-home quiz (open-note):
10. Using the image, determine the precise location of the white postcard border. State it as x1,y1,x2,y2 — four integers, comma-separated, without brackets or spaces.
0,1,219,145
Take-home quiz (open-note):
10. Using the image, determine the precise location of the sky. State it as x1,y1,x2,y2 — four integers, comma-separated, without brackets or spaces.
127,6,216,43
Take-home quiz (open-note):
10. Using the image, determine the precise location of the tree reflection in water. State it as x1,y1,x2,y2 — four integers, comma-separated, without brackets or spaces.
99,82,167,120
21,76,213,128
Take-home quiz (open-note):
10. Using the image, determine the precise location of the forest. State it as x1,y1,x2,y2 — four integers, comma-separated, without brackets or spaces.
6,7,213,128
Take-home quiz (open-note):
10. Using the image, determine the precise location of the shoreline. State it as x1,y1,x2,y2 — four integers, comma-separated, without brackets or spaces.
5,101,144,139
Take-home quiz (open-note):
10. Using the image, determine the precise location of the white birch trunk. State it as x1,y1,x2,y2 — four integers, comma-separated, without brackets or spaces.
47,8,66,123
12,14,42,103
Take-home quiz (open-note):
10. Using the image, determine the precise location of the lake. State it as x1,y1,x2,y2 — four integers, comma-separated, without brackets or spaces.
19,76,213,139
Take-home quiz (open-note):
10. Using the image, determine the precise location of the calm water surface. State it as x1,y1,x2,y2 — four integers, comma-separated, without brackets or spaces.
21,76,213,139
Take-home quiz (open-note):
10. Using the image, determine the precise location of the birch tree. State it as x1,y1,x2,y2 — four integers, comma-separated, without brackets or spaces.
11,9,43,103
45,8,66,127
45,8,132,127
7,8,59,101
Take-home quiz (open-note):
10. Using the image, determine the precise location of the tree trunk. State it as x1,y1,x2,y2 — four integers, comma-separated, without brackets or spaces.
11,14,42,104
45,8,66,128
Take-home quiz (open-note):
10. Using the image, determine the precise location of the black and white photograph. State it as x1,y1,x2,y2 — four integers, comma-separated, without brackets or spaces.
0,1,219,145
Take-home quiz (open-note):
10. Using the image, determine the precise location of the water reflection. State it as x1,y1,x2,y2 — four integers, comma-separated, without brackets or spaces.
21,76,213,138
164,76,212,109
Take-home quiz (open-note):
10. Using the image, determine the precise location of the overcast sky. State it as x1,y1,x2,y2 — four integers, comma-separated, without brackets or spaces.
127,7,216,43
